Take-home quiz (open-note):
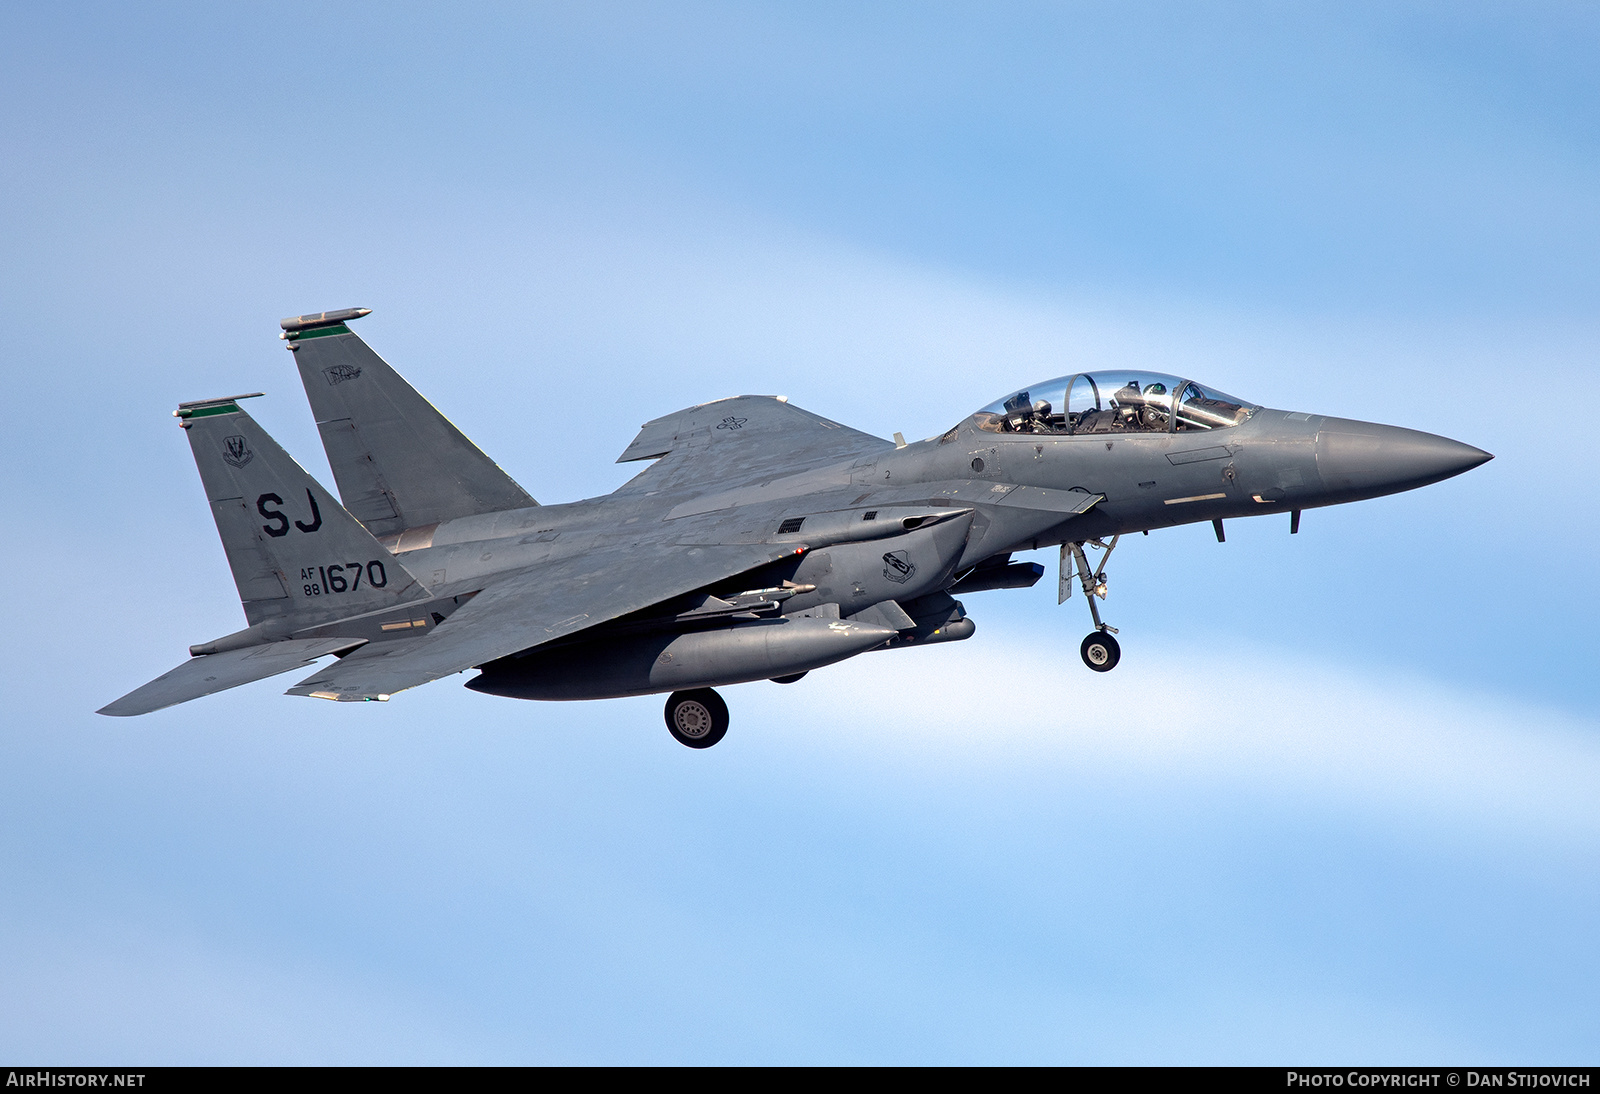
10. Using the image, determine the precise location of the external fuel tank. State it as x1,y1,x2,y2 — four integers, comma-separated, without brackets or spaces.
466,615,899,701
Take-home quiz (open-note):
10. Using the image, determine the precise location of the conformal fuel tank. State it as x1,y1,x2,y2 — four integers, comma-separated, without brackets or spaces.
466,615,900,701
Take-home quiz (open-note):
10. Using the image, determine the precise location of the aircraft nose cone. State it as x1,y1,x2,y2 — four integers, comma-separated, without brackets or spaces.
1315,422,1491,498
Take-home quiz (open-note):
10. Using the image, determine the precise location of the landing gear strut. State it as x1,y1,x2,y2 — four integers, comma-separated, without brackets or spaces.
665,688,729,748
1061,535,1123,672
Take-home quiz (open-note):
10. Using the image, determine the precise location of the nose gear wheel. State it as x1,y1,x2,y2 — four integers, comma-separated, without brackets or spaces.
1080,631,1121,672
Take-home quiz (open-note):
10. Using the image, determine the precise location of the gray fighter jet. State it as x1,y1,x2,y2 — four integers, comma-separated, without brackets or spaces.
101,309,1492,747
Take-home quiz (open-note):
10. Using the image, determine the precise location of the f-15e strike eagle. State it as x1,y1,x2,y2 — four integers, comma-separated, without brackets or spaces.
101,308,1491,747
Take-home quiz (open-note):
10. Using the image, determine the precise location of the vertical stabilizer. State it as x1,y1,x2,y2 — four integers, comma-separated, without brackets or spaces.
177,395,429,626
281,310,536,538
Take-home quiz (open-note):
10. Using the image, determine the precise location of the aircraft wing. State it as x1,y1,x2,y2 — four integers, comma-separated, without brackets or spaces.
284,540,807,702
612,395,892,498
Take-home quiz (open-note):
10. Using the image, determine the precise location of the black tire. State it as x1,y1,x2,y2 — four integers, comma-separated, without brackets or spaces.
664,688,729,748
770,672,808,685
1080,631,1121,672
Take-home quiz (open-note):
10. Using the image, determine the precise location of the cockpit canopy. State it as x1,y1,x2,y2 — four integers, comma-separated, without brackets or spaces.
975,371,1257,435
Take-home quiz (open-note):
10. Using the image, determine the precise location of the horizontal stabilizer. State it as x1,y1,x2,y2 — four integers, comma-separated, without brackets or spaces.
98,638,367,717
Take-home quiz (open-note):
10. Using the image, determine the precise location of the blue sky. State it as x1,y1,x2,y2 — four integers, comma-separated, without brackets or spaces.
1,1,1597,1063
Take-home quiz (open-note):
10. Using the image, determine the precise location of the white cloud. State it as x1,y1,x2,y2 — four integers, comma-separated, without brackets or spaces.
3,627,1595,1063
748,634,1600,848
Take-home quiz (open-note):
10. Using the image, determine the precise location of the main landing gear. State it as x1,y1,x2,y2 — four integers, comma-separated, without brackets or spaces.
665,688,729,748
1061,535,1123,672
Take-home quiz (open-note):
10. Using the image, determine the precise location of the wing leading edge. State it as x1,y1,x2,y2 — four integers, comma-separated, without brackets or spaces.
285,540,809,702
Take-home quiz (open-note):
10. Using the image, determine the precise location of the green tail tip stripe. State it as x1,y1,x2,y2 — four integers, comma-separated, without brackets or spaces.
286,323,352,341
177,403,241,419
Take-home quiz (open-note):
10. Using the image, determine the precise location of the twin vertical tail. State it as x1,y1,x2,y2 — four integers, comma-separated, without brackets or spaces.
280,309,535,541
97,392,437,717
176,394,429,627
101,308,534,717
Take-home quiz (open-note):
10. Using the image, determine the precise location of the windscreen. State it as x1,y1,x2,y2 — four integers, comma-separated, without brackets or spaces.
975,372,1255,434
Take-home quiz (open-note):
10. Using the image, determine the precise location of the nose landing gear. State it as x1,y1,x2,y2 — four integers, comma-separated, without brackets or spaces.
1061,536,1122,672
